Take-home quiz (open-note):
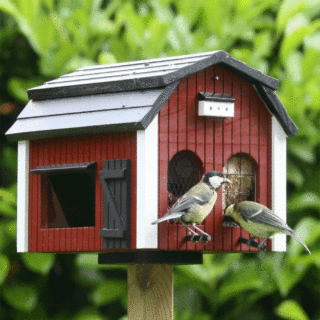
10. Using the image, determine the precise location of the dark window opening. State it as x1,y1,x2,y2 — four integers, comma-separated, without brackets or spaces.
167,150,203,209
31,162,97,229
222,153,256,209
43,171,96,228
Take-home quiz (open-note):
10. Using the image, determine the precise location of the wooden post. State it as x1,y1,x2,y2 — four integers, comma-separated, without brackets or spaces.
128,264,174,319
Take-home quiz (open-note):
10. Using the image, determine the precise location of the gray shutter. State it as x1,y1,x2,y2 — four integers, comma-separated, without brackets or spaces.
99,159,131,249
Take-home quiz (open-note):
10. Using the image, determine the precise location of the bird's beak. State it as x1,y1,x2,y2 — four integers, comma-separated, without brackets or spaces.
223,177,232,184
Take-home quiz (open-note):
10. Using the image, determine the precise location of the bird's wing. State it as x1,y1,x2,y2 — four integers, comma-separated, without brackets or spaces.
167,187,213,216
236,201,291,232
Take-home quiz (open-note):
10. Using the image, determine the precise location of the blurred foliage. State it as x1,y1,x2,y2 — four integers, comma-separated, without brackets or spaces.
0,0,319,319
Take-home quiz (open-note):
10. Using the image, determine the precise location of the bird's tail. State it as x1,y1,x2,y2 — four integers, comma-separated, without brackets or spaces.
286,230,311,254
151,212,184,225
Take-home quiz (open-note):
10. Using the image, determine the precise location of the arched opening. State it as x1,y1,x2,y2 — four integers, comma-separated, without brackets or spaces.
222,153,257,208
167,150,203,208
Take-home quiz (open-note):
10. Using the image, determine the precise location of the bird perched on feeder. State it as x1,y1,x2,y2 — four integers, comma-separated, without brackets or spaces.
223,201,311,254
152,171,231,243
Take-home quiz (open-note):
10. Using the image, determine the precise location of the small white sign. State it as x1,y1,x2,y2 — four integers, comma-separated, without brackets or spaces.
198,100,234,118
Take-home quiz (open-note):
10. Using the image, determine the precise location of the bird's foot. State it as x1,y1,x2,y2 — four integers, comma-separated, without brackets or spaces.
199,235,211,244
190,234,198,243
185,233,201,243
239,237,268,251
257,242,268,251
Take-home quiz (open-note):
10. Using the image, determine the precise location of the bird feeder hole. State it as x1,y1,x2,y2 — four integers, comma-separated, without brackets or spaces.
167,150,203,206
222,153,257,210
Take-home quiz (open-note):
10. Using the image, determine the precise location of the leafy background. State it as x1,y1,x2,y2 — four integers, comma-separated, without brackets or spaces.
0,0,319,319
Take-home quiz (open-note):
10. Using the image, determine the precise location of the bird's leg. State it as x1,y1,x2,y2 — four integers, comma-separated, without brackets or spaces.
257,233,272,251
184,225,199,243
239,237,258,249
192,223,211,243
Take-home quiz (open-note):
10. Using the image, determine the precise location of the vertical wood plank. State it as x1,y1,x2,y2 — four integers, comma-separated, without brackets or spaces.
30,141,38,252
78,227,83,251
178,78,187,151
130,132,137,250
42,229,49,252
89,227,95,251
213,66,224,251
89,135,96,251
159,102,169,250
37,140,45,252
54,229,60,252
186,73,197,252
241,81,254,251
222,70,234,252
127,264,173,320
66,228,72,251
60,228,66,252
83,227,89,251
72,228,77,251
195,70,206,252
267,114,273,251
203,66,215,251
248,88,261,252
95,134,102,250
168,88,179,250
48,229,54,252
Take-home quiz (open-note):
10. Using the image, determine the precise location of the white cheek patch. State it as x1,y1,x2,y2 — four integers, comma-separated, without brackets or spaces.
209,176,224,189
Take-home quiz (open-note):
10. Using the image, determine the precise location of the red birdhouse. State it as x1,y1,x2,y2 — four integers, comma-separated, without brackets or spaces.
6,51,297,257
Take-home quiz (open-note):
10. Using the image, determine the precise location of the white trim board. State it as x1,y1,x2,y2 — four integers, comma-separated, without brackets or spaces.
17,140,29,252
136,116,158,249
271,117,287,252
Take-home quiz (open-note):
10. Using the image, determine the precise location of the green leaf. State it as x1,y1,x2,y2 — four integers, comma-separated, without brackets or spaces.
288,192,320,211
287,159,304,187
280,17,320,62
0,188,17,217
288,139,316,163
89,280,126,305
277,0,320,32
97,52,117,65
0,254,10,284
270,253,306,297
2,146,18,173
276,300,309,320
22,252,55,275
3,285,38,312
287,217,320,255
5,221,17,239
73,308,104,320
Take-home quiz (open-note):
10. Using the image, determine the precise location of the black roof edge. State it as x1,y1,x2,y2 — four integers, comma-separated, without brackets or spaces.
6,121,145,142
163,50,279,90
255,84,298,137
27,76,168,101
141,81,181,128
220,55,279,90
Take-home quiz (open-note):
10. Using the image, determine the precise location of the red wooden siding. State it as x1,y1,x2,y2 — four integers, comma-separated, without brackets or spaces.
28,132,137,252
158,65,272,252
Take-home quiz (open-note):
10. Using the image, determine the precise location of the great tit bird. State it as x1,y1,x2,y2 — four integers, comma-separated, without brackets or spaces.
223,201,311,254
152,171,231,242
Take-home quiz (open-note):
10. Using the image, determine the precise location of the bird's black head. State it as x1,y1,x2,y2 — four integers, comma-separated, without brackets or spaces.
222,215,240,227
202,171,232,191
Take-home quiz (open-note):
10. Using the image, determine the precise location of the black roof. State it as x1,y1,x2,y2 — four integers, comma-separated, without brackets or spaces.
6,51,297,141
28,50,280,100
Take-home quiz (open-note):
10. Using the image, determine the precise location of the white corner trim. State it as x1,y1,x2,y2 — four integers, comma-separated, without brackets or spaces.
17,140,29,252
271,117,287,252
136,116,158,249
